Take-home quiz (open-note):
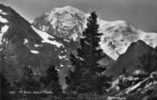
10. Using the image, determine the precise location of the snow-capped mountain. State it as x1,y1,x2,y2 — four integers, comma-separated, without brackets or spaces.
0,4,71,86
33,6,87,41
33,6,157,60
99,20,157,60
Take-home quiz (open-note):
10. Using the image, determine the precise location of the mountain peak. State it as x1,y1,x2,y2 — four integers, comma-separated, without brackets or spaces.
125,40,153,55
129,40,150,48
105,40,154,77
33,5,87,41
51,5,84,14
0,4,42,45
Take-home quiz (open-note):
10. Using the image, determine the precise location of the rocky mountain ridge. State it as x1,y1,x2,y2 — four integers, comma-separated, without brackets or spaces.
0,4,71,87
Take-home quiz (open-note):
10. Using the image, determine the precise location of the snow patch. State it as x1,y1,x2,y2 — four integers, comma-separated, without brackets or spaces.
29,20,34,24
30,50,40,54
42,40,64,48
133,70,146,76
34,44,42,48
63,39,70,43
60,64,64,67
31,26,64,48
139,32,157,48
32,25,54,39
0,16,8,23
23,38,28,45
1,25,9,33
0,25,9,44
58,55,67,60
70,32,79,41
0,9,7,15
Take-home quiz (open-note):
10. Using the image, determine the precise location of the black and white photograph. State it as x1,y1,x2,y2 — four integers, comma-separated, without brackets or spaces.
0,0,157,100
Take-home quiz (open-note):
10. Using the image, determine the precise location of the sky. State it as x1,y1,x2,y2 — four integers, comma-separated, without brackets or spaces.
1,0,157,32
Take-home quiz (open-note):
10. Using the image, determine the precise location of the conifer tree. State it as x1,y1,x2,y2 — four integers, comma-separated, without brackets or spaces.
140,48,157,73
66,12,107,94
1,73,12,100
20,66,40,91
40,65,62,95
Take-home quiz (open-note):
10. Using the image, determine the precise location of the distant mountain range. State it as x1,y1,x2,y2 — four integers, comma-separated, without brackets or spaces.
0,4,157,91
33,5,157,60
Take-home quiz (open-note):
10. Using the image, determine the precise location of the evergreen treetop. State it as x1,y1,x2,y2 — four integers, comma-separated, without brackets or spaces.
66,12,108,95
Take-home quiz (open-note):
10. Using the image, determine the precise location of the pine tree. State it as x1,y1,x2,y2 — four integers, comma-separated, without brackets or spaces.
20,66,40,91
40,65,62,95
1,73,12,100
66,12,107,94
140,48,157,73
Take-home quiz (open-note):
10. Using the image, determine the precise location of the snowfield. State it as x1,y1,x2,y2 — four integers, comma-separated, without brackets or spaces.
32,26,64,48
